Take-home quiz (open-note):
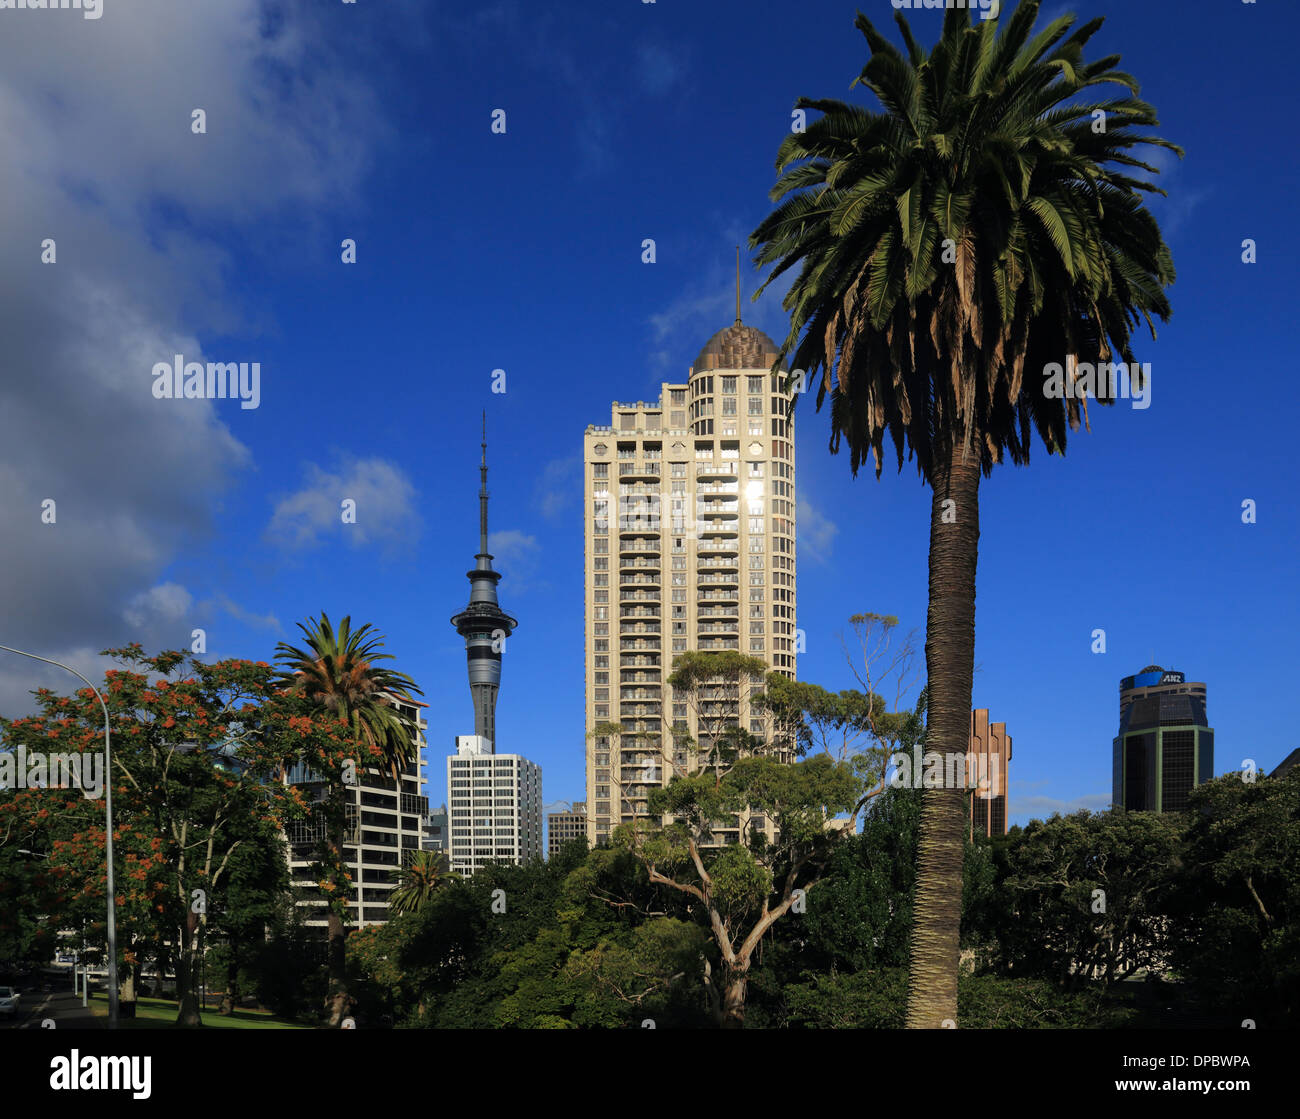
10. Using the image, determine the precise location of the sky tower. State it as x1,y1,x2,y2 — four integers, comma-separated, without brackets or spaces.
449,414,517,749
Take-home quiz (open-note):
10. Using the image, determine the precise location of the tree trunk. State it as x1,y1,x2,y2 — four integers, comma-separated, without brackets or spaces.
175,913,202,1027
326,906,350,1026
721,972,748,1029
906,443,980,1028
220,936,239,1015
118,957,138,1016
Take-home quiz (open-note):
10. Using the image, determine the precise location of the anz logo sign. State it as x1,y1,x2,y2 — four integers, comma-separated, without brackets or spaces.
1160,672,1185,684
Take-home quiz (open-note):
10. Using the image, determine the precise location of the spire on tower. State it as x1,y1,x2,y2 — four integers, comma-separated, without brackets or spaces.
735,244,741,326
479,410,490,558
451,410,517,750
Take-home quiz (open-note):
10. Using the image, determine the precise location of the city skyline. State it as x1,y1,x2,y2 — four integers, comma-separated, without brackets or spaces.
0,0,1294,835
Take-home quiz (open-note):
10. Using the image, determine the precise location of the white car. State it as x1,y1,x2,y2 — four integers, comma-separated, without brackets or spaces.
0,987,19,1018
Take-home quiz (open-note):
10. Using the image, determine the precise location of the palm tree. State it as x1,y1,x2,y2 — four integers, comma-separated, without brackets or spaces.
750,1,1177,1026
388,849,460,916
275,612,423,1026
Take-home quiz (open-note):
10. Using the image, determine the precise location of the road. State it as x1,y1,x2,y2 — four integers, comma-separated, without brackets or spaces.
0,983,103,1030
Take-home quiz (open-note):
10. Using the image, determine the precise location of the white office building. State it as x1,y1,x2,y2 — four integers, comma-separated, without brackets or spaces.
447,734,543,875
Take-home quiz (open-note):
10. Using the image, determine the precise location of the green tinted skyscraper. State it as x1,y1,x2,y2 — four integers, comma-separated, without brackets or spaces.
1112,666,1214,812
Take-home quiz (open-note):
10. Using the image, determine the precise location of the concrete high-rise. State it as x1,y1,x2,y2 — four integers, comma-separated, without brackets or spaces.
547,802,587,858
450,417,517,747
422,803,449,857
1112,665,1214,812
582,283,796,846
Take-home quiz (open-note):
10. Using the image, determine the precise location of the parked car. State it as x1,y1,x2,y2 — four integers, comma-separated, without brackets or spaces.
0,987,19,1018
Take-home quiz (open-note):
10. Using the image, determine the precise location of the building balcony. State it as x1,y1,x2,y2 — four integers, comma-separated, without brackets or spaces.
696,464,739,481
619,463,661,479
620,704,662,717
699,592,740,606
620,638,662,651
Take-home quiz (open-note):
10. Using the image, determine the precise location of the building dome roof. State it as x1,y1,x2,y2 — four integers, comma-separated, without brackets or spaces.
1139,664,1163,674
693,322,781,373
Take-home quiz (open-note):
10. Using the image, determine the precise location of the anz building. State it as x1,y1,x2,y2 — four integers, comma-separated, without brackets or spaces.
1112,666,1214,812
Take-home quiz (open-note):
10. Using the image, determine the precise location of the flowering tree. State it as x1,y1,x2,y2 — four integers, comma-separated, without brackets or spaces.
0,644,356,1025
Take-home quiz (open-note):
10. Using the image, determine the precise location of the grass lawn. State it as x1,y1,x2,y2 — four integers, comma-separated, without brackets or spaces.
88,992,311,1029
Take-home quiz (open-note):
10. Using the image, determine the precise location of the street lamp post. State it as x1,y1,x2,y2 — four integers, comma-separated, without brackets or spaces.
0,645,118,1028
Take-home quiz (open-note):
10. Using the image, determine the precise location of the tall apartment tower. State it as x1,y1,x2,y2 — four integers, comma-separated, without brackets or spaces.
450,416,517,747
582,284,796,846
968,709,1012,838
1112,665,1214,813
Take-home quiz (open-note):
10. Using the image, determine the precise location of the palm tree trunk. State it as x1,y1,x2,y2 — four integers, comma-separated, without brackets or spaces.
906,442,980,1028
325,801,351,1027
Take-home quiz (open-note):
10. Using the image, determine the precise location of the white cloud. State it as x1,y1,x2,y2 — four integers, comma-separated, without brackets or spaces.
796,497,838,563
214,596,281,633
266,458,420,552
0,644,121,723
0,0,393,711
535,457,581,519
489,529,539,567
488,529,541,595
123,582,194,631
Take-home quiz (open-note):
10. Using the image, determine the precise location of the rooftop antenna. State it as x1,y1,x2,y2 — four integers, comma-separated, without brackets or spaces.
735,245,742,326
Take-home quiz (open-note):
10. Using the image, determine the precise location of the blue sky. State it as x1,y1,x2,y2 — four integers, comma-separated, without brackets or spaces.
0,0,1296,829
